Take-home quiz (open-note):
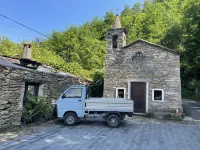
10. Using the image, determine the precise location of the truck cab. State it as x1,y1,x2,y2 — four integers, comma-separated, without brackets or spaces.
56,85,86,118
56,85,133,128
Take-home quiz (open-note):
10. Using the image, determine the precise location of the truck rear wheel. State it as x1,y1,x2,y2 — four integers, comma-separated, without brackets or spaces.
64,112,77,126
107,114,120,128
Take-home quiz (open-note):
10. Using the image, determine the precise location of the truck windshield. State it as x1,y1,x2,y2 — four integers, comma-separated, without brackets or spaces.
64,88,82,98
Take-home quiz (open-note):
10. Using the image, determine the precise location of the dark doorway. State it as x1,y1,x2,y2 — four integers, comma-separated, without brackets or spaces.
23,82,40,106
131,82,146,113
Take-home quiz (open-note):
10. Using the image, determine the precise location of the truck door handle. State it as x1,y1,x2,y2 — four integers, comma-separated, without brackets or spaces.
78,100,82,101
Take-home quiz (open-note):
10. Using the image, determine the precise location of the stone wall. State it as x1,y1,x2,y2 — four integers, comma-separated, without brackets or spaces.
104,40,182,117
0,64,88,129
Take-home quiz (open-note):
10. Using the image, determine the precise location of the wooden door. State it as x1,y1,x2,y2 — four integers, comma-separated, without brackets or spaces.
131,82,146,113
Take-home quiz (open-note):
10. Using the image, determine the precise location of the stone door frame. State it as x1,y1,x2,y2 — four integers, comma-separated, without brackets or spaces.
128,79,149,113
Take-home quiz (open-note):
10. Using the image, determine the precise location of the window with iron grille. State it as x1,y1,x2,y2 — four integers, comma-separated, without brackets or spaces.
152,89,164,101
132,52,146,62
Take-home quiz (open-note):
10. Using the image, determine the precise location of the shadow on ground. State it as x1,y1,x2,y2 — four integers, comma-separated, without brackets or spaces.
182,99,200,120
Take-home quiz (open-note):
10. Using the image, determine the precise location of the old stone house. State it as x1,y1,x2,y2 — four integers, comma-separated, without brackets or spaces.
0,43,89,128
103,15,182,116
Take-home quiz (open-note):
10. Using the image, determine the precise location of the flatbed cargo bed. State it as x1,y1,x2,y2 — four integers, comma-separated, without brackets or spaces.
85,98,134,112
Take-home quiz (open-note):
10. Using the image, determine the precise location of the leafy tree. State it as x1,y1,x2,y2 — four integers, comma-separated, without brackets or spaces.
0,36,22,57
181,0,200,95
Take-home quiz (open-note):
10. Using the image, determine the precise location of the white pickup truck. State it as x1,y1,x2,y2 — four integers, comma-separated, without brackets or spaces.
55,85,133,127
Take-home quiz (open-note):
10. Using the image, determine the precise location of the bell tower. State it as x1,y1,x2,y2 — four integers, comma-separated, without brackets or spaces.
106,14,127,55
104,15,127,97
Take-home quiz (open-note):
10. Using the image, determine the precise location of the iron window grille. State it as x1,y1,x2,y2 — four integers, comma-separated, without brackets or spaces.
132,52,146,62
152,89,164,102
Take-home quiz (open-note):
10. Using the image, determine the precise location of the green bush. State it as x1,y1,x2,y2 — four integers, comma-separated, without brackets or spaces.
163,114,183,121
182,87,200,101
90,70,104,97
21,94,53,124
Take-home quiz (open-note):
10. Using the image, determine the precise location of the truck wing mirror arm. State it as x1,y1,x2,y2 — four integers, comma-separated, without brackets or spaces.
62,93,66,99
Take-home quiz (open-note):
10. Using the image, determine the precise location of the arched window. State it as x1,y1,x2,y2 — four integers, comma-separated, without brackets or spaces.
112,35,118,48
132,52,146,62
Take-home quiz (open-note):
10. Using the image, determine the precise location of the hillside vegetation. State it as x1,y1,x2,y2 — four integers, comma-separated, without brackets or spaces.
0,0,199,96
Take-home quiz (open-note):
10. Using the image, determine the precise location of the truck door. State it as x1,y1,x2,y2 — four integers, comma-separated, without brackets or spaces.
60,88,84,117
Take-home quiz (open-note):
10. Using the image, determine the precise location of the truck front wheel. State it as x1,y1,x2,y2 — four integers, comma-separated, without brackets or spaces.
64,112,77,126
107,114,120,128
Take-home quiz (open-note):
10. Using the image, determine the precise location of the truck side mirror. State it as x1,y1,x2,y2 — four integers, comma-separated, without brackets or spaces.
62,93,66,99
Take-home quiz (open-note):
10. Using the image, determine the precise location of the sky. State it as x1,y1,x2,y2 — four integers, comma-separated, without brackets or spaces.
0,0,141,42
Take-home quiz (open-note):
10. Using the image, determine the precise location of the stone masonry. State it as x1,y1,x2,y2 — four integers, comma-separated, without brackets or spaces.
0,64,87,129
103,15,182,117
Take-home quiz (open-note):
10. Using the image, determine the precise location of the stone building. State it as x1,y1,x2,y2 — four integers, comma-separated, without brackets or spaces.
104,15,182,116
0,43,89,128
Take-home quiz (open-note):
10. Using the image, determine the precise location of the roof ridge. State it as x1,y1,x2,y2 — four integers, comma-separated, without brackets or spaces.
122,39,180,55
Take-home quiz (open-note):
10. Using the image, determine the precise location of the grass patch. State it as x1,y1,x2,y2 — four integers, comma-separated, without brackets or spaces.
183,95,200,101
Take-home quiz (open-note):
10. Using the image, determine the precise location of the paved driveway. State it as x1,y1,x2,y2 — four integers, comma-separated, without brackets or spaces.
0,118,200,150
183,99,200,120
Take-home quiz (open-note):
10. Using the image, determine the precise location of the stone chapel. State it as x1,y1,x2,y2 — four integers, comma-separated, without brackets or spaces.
103,15,182,116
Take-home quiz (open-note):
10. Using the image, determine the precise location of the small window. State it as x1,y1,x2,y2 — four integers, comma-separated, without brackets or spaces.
116,88,126,98
112,35,118,48
152,89,164,101
132,52,146,61
64,88,82,98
